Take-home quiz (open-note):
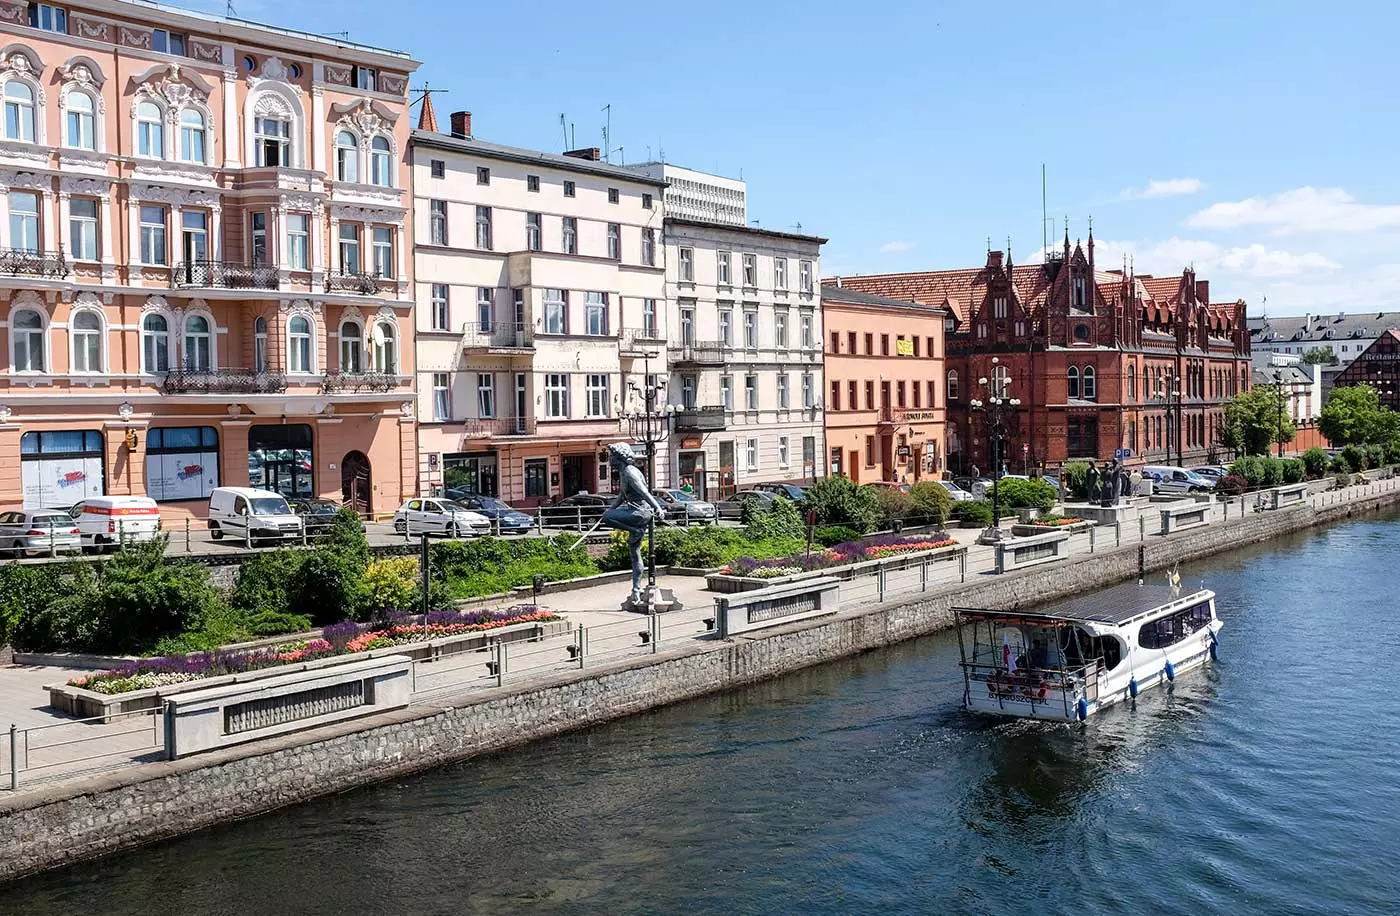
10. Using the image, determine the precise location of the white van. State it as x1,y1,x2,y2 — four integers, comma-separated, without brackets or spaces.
207,487,303,543
66,496,161,550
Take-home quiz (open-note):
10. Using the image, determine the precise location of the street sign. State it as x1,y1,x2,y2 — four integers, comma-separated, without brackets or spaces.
1114,447,1134,460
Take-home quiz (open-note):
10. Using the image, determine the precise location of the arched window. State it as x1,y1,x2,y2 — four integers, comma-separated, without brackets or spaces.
1067,366,1080,399
372,320,397,374
255,116,291,167
183,315,211,371
65,90,95,150
137,100,164,158
179,109,207,163
11,308,45,372
1129,366,1137,401
335,130,358,182
142,313,170,373
1082,366,1097,401
3,81,36,142
71,311,103,373
340,319,363,373
253,316,268,372
947,369,959,400
288,315,313,373
370,136,393,187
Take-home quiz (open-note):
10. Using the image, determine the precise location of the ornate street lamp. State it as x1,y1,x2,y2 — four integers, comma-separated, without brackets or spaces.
625,351,675,592
970,356,1021,545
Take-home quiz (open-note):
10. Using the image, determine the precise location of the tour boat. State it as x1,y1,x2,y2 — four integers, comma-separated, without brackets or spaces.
954,579,1222,722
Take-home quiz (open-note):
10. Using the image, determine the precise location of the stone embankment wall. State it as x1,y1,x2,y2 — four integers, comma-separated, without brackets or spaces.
1,490,1395,882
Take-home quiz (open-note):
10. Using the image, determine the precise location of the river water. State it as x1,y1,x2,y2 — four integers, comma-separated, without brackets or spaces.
4,513,1399,916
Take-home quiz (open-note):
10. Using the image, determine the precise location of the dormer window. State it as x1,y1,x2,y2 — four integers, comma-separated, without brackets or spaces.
152,29,186,56
353,66,377,92
27,3,66,33
993,295,1008,319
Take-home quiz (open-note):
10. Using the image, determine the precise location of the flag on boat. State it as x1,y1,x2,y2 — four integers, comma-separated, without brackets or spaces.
1168,564,1181,595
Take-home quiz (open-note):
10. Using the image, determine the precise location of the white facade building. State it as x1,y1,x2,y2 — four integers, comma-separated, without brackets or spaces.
1250,311,1400,367
411,118,668,504
664,217,826,499
629,163,746,227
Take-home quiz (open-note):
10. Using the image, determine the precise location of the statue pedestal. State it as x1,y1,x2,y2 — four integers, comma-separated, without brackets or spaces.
623,584,684,614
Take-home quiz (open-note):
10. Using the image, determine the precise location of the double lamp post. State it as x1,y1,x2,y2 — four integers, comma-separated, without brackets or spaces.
624,352,674,591
970,356,1020,545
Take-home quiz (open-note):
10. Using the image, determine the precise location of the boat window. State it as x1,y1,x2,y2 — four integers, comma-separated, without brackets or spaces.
1139,602,1214,649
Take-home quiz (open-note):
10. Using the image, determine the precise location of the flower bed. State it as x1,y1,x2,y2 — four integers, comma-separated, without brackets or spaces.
1027,514,1085,527
708,534,963,593
66,606,559,697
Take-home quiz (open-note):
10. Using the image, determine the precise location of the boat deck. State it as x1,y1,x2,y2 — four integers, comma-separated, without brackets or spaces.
956,582,1205,626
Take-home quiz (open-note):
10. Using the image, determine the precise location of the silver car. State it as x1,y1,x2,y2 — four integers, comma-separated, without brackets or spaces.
653,488,717,524
0,509,84,557
939,480,975,501
391,498,491,537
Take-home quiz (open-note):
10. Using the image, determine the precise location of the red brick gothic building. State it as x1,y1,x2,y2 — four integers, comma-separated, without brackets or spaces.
830,231,1252,472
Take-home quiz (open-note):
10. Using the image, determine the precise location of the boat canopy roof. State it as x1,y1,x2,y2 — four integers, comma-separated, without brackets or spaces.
956,582,1212,627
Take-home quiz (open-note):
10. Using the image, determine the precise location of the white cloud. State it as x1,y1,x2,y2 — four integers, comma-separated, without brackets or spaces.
880,240,915,253
1186,187,1400,235
1027,236,1339,280
1121,178,1203,200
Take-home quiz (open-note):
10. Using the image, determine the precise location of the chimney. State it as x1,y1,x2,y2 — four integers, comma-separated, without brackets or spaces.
987,250,1003,269
1304,313,1312,332
1195,280,1209,304
449,111,472,139
563,147,601,161
835,276,843,288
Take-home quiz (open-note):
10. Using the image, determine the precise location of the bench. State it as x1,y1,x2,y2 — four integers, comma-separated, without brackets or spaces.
1264,483,1309,510
994,529,1070,574
1160,503,1210,535
713,576,840,637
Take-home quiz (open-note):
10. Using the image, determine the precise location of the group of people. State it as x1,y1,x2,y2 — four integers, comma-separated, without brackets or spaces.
1084,460,1140,504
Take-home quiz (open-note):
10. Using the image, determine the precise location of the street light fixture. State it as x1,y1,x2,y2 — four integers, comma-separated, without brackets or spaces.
625,351,674,593
970,357,1021,545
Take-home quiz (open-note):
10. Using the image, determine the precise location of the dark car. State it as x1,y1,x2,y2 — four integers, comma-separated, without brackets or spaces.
452,495,535,534
753,482,808,503
286,498,357,537
538,494,610,530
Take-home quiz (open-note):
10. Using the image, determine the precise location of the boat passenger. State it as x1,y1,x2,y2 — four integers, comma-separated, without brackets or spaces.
1029,639,1049,670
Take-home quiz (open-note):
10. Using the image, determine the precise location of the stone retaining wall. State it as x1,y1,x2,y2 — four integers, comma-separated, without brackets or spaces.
1,488,1396,882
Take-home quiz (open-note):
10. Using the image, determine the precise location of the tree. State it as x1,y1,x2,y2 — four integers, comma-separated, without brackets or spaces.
804,476,882,533
1302,346,1338,366
1320,383,1400,446
1221,385,1294,456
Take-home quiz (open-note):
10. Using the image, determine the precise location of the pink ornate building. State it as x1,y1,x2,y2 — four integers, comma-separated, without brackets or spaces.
0,1,420,515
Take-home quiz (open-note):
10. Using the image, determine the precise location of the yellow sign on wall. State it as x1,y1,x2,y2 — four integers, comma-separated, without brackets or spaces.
895,338,914,356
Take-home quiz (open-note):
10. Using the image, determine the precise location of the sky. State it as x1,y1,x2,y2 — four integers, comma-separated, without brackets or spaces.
194,0,1400,317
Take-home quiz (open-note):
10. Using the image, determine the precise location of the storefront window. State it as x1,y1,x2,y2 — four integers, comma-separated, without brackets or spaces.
146,426,219,502
248,424,313,498
21,430,105,508
524,458,548,499
443,453,498,498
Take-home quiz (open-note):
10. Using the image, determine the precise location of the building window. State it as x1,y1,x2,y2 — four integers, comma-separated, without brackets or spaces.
993,295,1008,319
372,227,394,278
744,311,757,350
432,373,452,421
252,316,269,372
607,222,621,260
864,380,875,410
426,199,447,246
353,66,377,91
183,314,212,371
585,374,610,417
778,436,790,468
717,251,732,286
1014,320,1025,337
373,320,397,374
803,436,816,473
1067,366,1080,399
65,90,95,150
21,430,106,510
679,247,694,282
642,298,658,338
881,334,890,357
471,287,492,329
913,382,922,409
335,130,358,182
543,289,567,334
476,372,495,418
927,379,936,407
254,117,291,167
774,258,787,290
681,374,697,409
1067,415,1099,458
800,314,813,349
136,100,164,157
745,438,758,472
68,198,97,261
802,373,814,408
778,373,790,409
742,253,757,287
829,380,840,411
562,217,577,254
142,313,169,374
26,3,67,32
744,373,758,411
247,212,264,266
286,316,312,373
4,80,36,142
527,174,540,192
1083,366,1097,401
11,308,45,372
287,213,309,269
477,166,490,185
585,292,608,336
947,370,959,400
848,380,857,410
339,319,362,372
719,310,733,347
140,205,167,265
1072,276,1087,308
607,187,619,204
545,373,570,417
339,223,361,273
474,206,492,250
430,159,445,179
774,313,788,350
563,180,576,198
897,380,907,408
370,137,393,186
642,192,653,209
865,436,876,467
70,310,102,373
150,28,185,55
144,426,219,503
800,260,813,292
429,284,449,331
524,458,548,498
680,308,695,345
720,375,733,410
526,212,541,251
642,228,655,266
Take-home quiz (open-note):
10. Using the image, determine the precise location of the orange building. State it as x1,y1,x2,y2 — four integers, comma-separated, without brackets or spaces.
0,1,420,516
820,284,947,482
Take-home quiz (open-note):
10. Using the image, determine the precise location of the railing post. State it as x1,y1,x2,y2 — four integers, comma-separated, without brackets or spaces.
245,524,252,550
650,613,660,653
959,549,967,583
576,505,582,531
575,626,586,669
8,723,16,790
877,562,887,602
1115,520,1122,547
48,525,55,558
920,559,928,592
1139,515,1146,541
184,516,191,553
495,642,506,687
1089,526,1096,554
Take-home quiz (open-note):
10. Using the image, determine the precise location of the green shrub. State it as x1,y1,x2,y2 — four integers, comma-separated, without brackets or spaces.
1061,461,1091,500
1260,459,1284,488
1281,458,1305,484
1302,447,1330,479
950,500,1016,526
324,508,371,567
815,525,862,547
742,497,805,542
1387,438,1400,466
231,550,305,618
432,535,598,598
1365,443,1387,471
362,557,419,614
1214,474,1247,497
0,562,79,648
908,481,952,525
989,478,1057,511
873,487,914,527
804,476,881,533
1328,455,1348,473
1341,444,1365,473
1334,472,1353,489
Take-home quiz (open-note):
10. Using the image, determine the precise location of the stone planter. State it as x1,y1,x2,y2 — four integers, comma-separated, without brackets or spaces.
706,543,966,594
46,618,571,722
1010,519,1095,537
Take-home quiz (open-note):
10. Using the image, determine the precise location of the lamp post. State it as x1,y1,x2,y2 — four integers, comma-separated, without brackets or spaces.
970,357,1021,545
1160,373,1183,466
1273,369,1293,458
625,352,674,592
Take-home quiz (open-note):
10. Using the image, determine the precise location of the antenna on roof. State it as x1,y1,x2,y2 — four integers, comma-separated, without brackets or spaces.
1041,163,1049,262
559,114,568,151
601,103,611,163
226,0,236,16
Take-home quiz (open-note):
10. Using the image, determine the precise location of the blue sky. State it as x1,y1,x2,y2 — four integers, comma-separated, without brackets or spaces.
200,0,1400,316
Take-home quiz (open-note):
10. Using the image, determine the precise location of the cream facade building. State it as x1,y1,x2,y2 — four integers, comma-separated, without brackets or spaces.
411,116,668,504
0,0,420,515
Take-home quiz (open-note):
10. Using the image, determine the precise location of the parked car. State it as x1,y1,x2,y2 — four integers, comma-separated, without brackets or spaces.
715,489,777,520
1193,466,1229,481
537,494,611,530
208,487,304,543
0,509,83,557
865,481,911,493
653,488,717,524
1143,465,1215,494
451,495,535,534
954,477,994,499
998,473,1061,494
938,480,975,501
752,482,809,503
66,496,161,550
286,498,358,538
392,498,491,537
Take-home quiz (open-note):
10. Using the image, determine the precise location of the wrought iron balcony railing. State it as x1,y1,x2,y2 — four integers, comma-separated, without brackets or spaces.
0,247,69,279
461,321,534,350
325,271,382,295
673,405,728,432
321,370,399,393
670,341,726,366
159,367,287,395
173,260,279,290
462,416,536,437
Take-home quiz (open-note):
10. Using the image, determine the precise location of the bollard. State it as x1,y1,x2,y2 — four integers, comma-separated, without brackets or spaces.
9,722,16,790
920,559,928,592
48,524,55,558
300,521,308,547
651,614,660,654
1089,526,1096,553
572,627,585,668
877,563,887,602
959,550,967,583
495,642,506,686
185,516,191,553
1115,520,1122,547
1139,515,1146,541
245,525,253,551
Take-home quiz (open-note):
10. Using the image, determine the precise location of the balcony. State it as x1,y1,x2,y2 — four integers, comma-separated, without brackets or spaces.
671,341,726,367
321,370,398,393
325,271,382,295
172,260,278,290
0,247,69,279
462,322,534,352
463,416,537,437
619,327,666,357
160,367,287,395
673,406,727,432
